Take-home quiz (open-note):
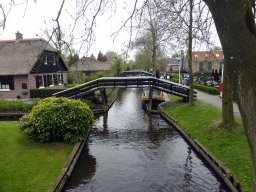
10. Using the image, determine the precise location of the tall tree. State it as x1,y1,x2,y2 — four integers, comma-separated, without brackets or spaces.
97,51,104,62
202,1,256,189
105,51,118,62
131,2,172,72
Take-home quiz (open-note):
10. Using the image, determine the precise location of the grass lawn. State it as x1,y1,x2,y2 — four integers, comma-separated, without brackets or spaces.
0,122,75,192
162,101,253,191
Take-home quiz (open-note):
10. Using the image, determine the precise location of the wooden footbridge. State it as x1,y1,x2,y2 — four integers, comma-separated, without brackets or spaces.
53,75,197,110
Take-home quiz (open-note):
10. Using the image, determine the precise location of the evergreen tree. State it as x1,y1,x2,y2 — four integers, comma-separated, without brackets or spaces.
97,51,104,62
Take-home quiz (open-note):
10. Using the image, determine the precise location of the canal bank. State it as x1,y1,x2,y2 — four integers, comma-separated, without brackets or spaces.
60,88,233,192
49,88,251,192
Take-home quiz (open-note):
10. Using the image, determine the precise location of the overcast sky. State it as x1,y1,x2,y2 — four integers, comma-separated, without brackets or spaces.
0,0,136,59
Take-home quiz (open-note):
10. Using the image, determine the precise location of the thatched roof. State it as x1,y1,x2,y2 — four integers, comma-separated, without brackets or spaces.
70,57,111,71
0,38,57,75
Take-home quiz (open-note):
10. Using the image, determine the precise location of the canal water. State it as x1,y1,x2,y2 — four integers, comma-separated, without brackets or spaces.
64,88,230,192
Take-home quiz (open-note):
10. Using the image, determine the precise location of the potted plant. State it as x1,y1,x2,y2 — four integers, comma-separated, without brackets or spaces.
22,90,28,95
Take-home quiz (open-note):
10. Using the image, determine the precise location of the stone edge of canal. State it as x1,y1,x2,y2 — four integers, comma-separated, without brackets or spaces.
49,96,242,192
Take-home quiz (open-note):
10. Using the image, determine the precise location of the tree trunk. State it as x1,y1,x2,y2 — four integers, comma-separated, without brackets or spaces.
204,0,256,189
222,64,235,129
188,0,195,106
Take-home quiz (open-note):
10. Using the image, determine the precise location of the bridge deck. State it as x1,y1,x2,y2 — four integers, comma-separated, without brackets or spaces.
53,77,197,101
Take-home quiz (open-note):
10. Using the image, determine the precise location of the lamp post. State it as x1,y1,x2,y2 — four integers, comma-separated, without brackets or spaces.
179,50,184,84
221,58,225,82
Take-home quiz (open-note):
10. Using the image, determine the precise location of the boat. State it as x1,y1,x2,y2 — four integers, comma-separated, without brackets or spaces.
142,88,165,106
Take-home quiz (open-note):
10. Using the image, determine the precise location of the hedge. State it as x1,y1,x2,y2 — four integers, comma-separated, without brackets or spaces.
30,89,66,98
194,83,220,95
171,78,219,95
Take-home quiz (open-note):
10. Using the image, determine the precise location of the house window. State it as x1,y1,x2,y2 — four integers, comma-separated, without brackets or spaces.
58,74,63,85
53,56,56,65
47,74,54,87
22,83,27,89
216,54,220,57
0,81,9,89
44,55,48,65
195,54,199,58
205,54,209,58
0,76,14,90
38,75,44,88
199,62,204,70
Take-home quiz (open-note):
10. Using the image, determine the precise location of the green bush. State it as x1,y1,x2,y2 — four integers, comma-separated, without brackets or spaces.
0,99,32,112
194,83,220,95
30,89,66,98
19,97,94,143
95,88,112,97
172,78,179,83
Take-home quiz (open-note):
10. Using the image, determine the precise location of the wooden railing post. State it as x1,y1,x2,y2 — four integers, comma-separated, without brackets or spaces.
101,88,107,112
148,88,153,110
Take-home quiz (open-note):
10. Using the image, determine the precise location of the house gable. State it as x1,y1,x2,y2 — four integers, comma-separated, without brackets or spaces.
30,50,68,74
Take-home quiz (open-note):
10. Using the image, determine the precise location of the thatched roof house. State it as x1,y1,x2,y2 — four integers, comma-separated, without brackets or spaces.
70,57,111,76
0,32,68,99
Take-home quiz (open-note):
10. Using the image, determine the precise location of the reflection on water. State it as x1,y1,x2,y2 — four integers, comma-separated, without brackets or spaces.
64,88,230,192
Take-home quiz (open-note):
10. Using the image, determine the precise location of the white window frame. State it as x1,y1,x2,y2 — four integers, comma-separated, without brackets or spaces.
0,80,10,91
205,54,209,58
44,55,48,65
38,75,45,89
58,74,63,85
216,54,220,57
49,74,54,87
195,54,199,58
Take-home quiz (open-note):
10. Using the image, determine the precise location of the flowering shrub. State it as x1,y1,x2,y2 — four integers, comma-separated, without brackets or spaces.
19,97,94,143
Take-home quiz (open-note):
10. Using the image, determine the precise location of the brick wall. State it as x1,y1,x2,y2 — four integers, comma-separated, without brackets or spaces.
0,73,67,99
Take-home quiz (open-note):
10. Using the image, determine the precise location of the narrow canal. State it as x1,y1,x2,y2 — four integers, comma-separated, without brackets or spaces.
64,88,230,192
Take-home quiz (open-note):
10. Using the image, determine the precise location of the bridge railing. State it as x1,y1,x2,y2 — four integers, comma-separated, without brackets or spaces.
53,77,197,101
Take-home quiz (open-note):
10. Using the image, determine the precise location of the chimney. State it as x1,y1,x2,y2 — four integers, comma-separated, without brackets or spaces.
15,32,23,41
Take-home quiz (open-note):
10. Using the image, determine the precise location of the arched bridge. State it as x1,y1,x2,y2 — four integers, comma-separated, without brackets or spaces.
53,77,197,108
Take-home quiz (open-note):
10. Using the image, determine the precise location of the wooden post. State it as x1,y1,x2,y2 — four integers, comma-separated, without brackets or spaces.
101,89,107,112
148,88,153,110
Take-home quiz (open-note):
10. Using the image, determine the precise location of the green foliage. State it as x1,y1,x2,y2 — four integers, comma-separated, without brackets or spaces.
82,99,94,107
30,98,42,105
194,83,220,95
111,56,124,77
172,78,179,83
95,88,112,97
66,54,79,68
0,99,32,112
30,88,66,98
211,46,222,51
19,97,94,143
172,53,180,58
97,51,107,62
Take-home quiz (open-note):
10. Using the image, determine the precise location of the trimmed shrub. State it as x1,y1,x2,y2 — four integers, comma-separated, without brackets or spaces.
19,97,94,143
194,83,220,95
0,99,32,112
30,89,66,98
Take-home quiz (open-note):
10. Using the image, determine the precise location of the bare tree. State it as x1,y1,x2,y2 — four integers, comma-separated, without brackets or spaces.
131,2,174,72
